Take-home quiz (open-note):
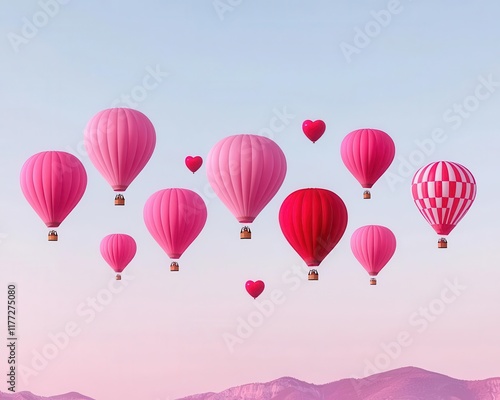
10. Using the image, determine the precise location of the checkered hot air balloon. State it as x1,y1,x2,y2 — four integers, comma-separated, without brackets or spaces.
411,161,476,248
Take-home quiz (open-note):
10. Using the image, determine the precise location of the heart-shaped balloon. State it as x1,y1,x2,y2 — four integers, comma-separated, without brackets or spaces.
302,120,326,143
185,156,203,173
245,280,265,299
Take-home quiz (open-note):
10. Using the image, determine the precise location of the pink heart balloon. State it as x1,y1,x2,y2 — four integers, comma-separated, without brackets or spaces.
302,120,326,143
185,156,203,173
245,280,265,299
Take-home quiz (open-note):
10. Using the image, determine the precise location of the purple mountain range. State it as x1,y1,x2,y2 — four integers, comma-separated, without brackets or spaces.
1,367,499,400
177,367,500,400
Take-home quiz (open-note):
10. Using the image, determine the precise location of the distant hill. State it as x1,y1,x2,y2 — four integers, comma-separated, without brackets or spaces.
177,366,500,400
0,391,94,400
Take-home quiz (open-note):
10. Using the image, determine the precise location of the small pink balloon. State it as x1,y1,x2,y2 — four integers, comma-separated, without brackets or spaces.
185,156,203,173
302,120,326,143
245,280,265,299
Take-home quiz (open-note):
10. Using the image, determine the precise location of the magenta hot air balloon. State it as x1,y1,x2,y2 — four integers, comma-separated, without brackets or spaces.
350,225,396,285
20,151,87,241
411,161,476,248
340,128,395,199
206,134,287,239
84,108,156,206
143,188,207,271
100,234,137,280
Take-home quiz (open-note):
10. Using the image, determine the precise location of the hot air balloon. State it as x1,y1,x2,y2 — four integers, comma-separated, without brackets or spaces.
143,188,207,271
84,108,156,206
340,128,395,199
411,161,476,248
100,234,137,280
185,156,203,173
279,188,348,280
350,225,396,285
302,120,326,143
245,280,265,299
206,134,287,239
20,151,87,241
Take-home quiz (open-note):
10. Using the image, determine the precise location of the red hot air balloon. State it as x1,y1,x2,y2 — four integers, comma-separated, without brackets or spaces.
279,188,348,280
411,161,476,248
143,188,207,271
100,234,137,280
20,151,87,241
302,120,326,143
206,134,287,239
185,156,203,173
245,280,265,299
350,225,396,285
84,108,156,206
340,128,395,199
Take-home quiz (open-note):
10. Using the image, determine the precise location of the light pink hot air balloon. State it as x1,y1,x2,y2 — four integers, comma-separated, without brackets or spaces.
100,234,137,280
206,134,287,239
350,225,396,285
143,188,207,271
20,151,87,241
411,161,476,248
84,108,156,206
340,128,395,199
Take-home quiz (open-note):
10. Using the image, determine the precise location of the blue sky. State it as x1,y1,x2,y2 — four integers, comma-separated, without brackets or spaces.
1,1,500,399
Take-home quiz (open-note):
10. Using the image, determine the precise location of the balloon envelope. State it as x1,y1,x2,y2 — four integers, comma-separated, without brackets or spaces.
84,108,156,191
206,134,287,223
20,151,87,227
245,280,265,299
411,161,476,235
340,128,395,188
350,225,396,277
143,188,207,259
100,234,137,273
279,188,348,267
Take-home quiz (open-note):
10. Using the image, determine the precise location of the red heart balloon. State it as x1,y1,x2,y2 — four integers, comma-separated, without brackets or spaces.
302,120,326,143
185,156,203,173
245,280,265,299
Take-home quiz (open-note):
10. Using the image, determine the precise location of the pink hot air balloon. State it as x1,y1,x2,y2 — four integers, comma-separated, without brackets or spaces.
411,161,476,248
84,108,156,206
100,234,137,280
206,134,287,239
340,128,395,199
20,151,87,241
143,188,207,271
350,225,396,285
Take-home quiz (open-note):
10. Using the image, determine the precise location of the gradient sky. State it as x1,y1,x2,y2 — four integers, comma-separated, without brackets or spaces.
1,1,500,399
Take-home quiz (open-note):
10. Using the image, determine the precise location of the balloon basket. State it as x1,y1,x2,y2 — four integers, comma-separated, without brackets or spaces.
48,230,58,241
240,226,251,239
308,269,319,281
370,277,377,285
114,194,125,206
170,262,179,272
363,190,371,199
115,274,122,281
438,238,447,248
